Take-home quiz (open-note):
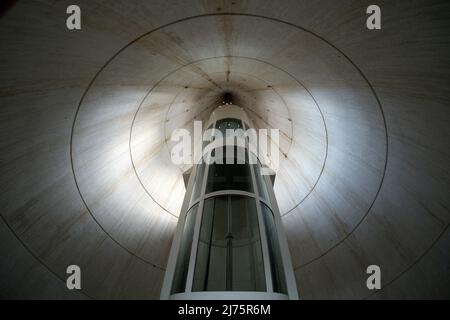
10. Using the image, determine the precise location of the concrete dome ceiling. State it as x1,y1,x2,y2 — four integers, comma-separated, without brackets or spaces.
0,0,449,299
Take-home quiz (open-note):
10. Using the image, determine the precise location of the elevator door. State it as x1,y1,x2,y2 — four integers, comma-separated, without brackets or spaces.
193,195,266,292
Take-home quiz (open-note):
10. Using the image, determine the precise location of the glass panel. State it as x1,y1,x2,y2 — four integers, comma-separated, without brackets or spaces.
193,196,228,291
193,196,265,292
253,163,270,202
205,147,253,193
192,199,212,292
231,196,266,291
171,204,199,294
202,124,214,149
190,162,205,205
204,196,228,291
215,118,243,137
261,203,287,294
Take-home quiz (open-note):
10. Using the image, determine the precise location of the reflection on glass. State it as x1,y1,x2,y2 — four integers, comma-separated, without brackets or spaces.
253,163,270,202
193,196,265,292
215,118,243,137
190,162,205,205
231,196,266,291
171,204,199,294
205,147,253,193
261,203,287,294
202,124,214,149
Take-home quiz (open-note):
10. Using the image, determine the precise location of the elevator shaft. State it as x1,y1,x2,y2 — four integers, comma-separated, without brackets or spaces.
161,104,298,300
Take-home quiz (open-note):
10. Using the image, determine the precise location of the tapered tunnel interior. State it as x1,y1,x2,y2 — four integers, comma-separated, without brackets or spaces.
0,0,449,299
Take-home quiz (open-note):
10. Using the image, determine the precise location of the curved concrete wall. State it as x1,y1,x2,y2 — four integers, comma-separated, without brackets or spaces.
0,0,449,299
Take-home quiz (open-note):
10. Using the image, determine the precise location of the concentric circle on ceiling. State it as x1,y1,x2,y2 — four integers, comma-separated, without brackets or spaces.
70,14,387,269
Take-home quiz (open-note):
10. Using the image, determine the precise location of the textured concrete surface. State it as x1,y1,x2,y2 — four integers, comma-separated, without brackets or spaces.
0,0,449,299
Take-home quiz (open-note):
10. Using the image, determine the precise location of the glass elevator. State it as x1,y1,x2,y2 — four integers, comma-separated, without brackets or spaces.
161,103,298,300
